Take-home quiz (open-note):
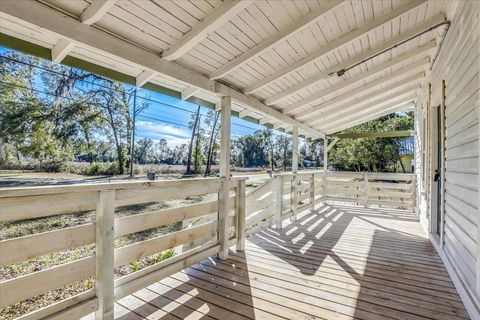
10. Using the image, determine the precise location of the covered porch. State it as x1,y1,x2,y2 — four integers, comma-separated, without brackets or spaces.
0,170,462,320
0,0,478,319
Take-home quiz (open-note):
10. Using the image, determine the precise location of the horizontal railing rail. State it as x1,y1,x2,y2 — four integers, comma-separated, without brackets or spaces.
0,177,247,320
0,170,415,319
325,171,416,210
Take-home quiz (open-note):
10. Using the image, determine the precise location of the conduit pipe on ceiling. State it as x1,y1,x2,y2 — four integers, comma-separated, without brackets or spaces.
332,20,451,77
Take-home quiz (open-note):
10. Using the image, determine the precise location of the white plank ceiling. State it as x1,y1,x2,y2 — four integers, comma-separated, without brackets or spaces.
0,0,459,136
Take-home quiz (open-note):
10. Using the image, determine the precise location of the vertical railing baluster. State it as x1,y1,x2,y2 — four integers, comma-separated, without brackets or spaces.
274,175,284,229
291,174,298,221
412,176,417,213
310,173,315,211
236,179,246,252
364,172,369,208
95,190,115,320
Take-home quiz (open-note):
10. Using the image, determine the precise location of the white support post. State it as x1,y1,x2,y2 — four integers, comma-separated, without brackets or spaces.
323,137,328,201
363,172,369,207
218,95,231,260
274,175,284,229
310,173,315,211
291,126,299,221
236,179,246,252
95,190,115,320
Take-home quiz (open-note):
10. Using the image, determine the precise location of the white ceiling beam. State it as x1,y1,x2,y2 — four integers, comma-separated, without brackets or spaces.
259,118,273,125
162,1,253,61
310,85,419,128
0,1,214,91
51,38,75,64
239,109,253,118
208,0,343,80
215,83,324,139
264,13,445,106
327,137,340,152
136,70,156,87
244,0,427,95
273,123,284,130
80,0,116,25
181,86,201,100
299,70,425,122
324,102,415,134
317,91,417,131
323,102,416,133
286,47,433,117
0,0,325,139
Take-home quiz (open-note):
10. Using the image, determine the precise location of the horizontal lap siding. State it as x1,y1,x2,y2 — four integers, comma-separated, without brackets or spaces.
442,0,479,302
415,0,479,315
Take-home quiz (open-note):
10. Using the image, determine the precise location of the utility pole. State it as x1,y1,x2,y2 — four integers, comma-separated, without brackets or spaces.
129,88,137,177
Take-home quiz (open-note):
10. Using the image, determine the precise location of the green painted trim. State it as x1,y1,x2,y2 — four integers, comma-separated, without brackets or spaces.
335,130,415,139
1,33,210,112
0,32,283,132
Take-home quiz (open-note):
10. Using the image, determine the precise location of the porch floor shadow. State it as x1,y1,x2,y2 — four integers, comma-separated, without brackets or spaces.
109,204,469,320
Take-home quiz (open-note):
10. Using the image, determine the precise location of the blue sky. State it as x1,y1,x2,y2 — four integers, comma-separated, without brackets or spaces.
132,88,273,148
1,46,284,148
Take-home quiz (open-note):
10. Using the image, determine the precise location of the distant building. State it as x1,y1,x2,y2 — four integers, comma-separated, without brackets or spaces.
303,159,318,168
397,137,415,173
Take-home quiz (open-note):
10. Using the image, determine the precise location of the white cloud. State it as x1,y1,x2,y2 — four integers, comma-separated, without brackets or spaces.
135,120,193,147
136,120,189,138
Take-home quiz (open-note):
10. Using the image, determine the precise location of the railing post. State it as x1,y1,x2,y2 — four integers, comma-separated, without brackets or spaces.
236,179,246,252
218,179,230,260
291,174,298,221
218,95,231,260
363,172,369,207
310,173,315,211
95,190,115,320
274,175,284,229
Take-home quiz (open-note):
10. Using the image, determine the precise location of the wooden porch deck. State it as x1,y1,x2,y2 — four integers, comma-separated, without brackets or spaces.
109,204,469,320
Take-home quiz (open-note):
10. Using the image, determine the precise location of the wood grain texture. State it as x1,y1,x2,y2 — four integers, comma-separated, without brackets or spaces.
110,203,468,320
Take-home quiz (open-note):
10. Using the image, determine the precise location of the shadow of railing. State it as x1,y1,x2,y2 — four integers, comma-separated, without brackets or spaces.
248,203,354,275
114,203,469,319
116,253,255,320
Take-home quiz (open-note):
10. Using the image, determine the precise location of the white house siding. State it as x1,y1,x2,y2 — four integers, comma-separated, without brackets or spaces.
415,1,479,318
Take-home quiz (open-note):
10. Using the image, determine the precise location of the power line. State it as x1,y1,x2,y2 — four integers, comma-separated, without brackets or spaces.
1,53,269,132
1,55,267,133
0,54,197,114
137,115,190,129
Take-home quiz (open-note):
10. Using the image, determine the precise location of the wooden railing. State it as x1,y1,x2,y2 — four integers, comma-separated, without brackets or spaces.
0,171,415,319
242,170,325,232
325,171,416,211
242,170,415,235
0,177,246,320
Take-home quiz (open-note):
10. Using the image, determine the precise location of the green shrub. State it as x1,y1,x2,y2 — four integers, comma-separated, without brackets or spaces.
129,260,140,272
82,162,120,176
38,160,69,172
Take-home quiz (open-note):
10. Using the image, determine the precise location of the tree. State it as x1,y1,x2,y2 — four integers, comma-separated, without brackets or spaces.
273,134,292,171
204,110,220,176
186,106,201,174
151,139,169,164
261,129,275,171
329,113,414,172
134,138,154,164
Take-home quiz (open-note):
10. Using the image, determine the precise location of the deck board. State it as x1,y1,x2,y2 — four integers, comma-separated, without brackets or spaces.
113,204,470,320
